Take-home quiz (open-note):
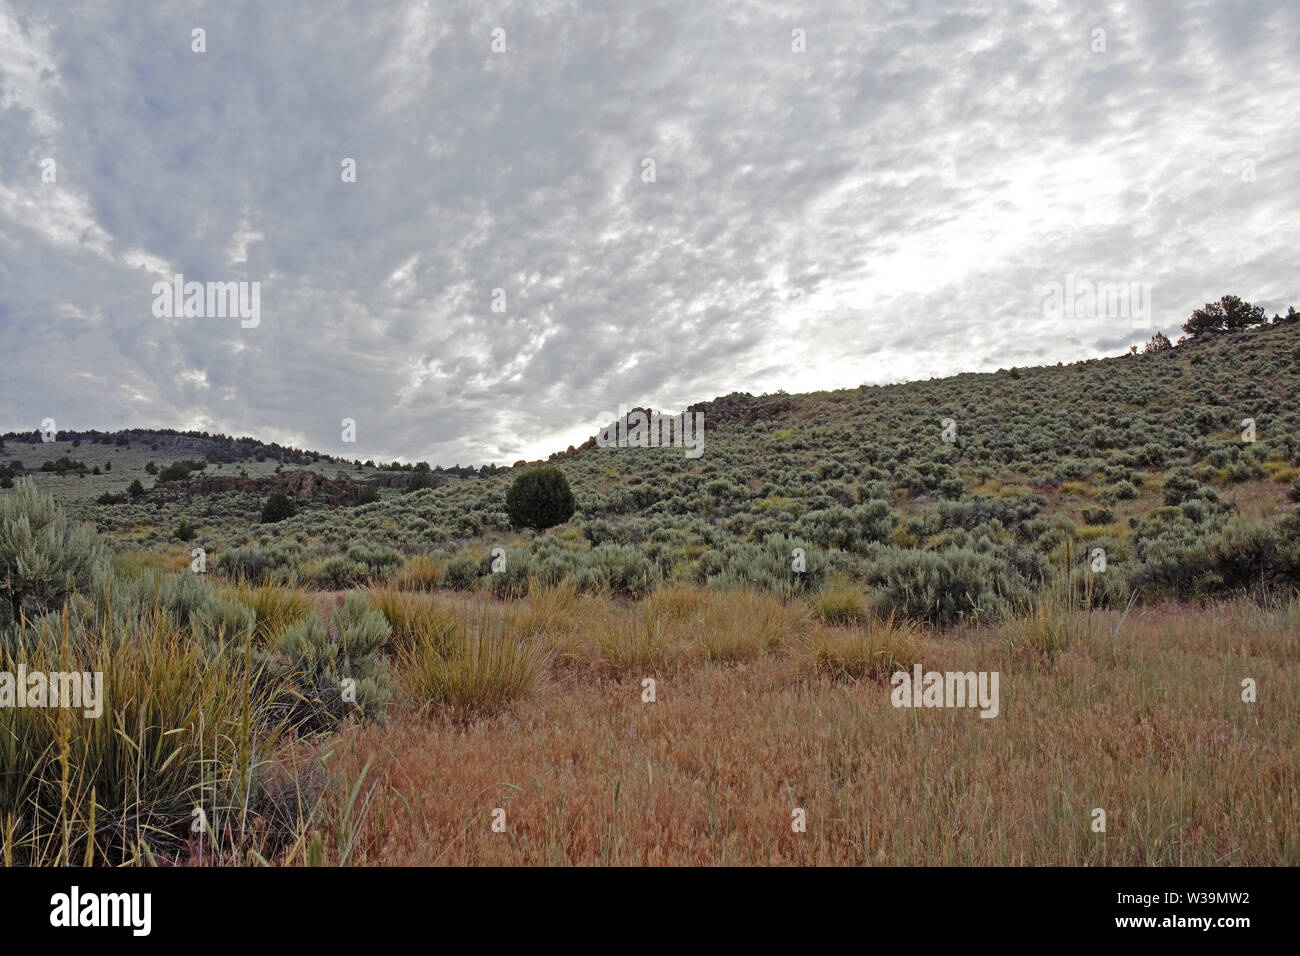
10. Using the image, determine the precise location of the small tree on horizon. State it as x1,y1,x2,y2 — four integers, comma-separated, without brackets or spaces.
1143,331,1173,353
505,466,575,532
1182,295,1266,338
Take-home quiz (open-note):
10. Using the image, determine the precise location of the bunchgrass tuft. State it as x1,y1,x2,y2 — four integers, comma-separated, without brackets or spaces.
806,614,923,682
398,610,548,718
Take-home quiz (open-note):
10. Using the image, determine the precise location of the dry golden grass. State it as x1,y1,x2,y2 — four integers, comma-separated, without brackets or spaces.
217,579,313,647
397,611,549,719
575,586,807,674
393,554,446,591
804,615,925,682
367,587,465,653
506,580,590,659
809,580,869,625
306,597,1299,866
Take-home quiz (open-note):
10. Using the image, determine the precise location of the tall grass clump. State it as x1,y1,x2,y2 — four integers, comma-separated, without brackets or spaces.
393,554,446,591
398,611,548,717
1013,547,1115,656
643,587,805,664
0,611,293,865
585,608,669,676
367,587,462,655
507,579,586,658
805,615,923,682
218,580,313,647
810,580,868,625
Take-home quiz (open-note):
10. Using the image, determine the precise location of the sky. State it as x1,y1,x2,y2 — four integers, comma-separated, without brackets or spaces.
1,0,1297,466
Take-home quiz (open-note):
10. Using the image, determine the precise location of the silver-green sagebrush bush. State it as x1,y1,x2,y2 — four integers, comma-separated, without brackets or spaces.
866,546,1031,626
0,480,109,632
274,593,394,730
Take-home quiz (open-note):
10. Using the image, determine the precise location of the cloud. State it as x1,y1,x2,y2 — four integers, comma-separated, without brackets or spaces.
2,0,1297,463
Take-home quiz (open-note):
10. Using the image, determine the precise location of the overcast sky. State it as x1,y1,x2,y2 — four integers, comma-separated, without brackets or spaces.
2,1,1297,466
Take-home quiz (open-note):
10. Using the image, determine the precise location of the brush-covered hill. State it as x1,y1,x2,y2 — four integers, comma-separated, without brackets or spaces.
11,320,1300,622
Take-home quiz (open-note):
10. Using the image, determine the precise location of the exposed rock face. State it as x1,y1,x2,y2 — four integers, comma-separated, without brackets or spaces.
686,392,796,428
564,394,796,457
155,469,362,505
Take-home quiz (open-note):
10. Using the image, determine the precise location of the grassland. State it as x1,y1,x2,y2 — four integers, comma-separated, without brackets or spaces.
2,320,1298,866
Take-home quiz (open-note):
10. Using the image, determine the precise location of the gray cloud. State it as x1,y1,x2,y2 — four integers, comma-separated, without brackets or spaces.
2,0,1297,464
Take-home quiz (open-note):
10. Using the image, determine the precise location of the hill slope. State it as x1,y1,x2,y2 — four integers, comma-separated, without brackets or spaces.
9,322,1300,618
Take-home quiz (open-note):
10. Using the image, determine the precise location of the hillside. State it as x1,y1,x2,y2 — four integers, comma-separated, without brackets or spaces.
9,321,1300,616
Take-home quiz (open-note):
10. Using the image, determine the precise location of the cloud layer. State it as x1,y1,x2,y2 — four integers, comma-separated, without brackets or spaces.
2,0,1297,464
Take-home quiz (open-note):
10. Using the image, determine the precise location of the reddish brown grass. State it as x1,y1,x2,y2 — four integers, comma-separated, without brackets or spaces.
299,597,1298,866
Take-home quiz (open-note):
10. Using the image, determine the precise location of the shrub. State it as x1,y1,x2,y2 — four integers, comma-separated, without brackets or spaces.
307,555,371,589
261,492,297,524
191,593,257,651
274,593,394,730
506,467,576,532
405,470,435,493
441,554,480,591
796,500,895,552
346,543,402,579
703,534,830,597
1201,521,1281,591
1080,506,1114,526
1276,508,1300,581
39,457,87,474
1182,294,1266,338
1161,468,1201,506
866,546,1029,626
217,546,274,583
579,543,658,598
1097,480,1138,502
0,481,110,631
485,548,533,599
156,459,204,483
529,537,588,589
